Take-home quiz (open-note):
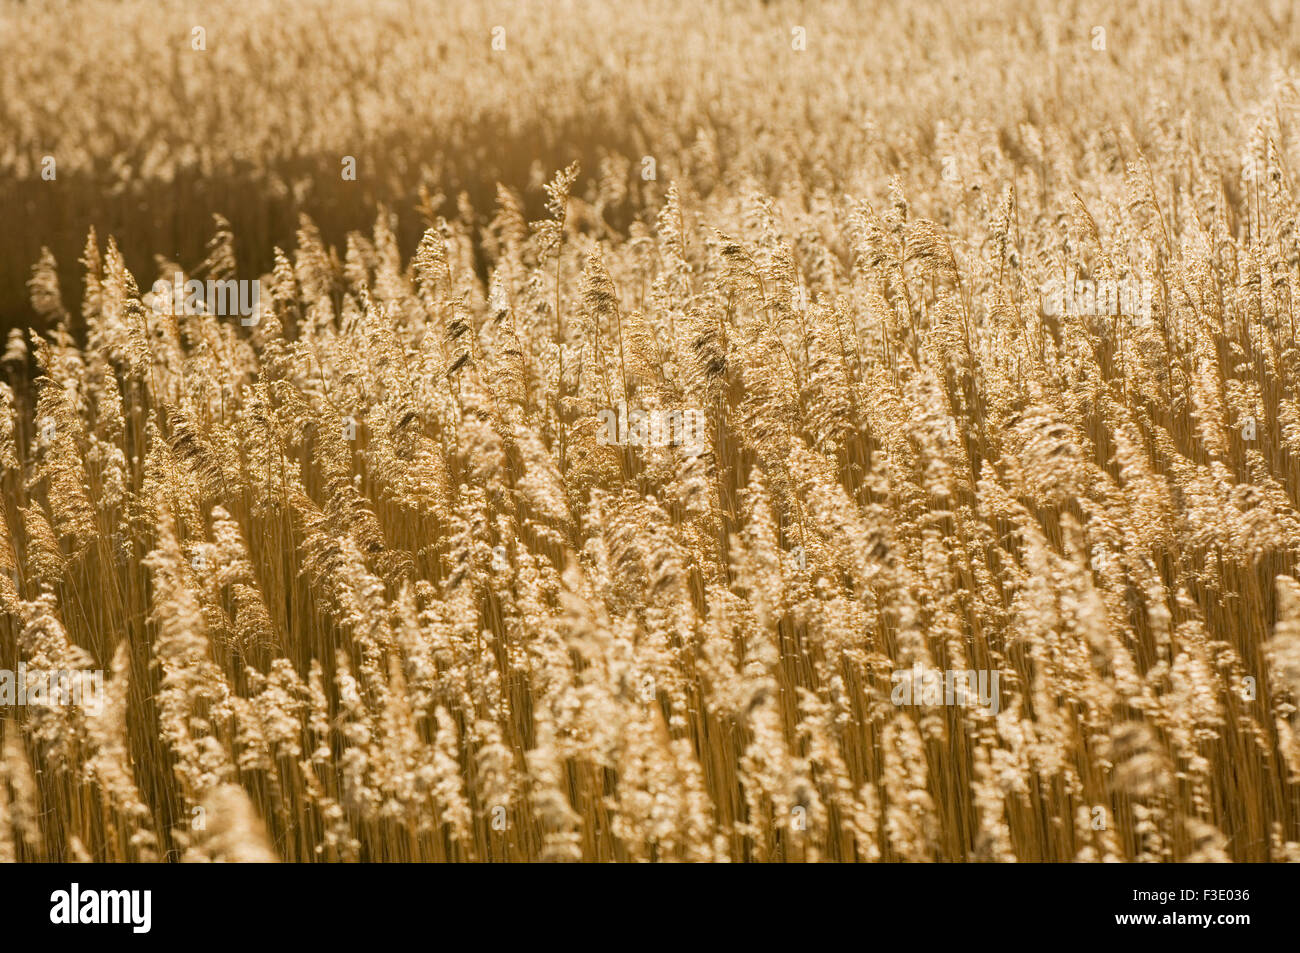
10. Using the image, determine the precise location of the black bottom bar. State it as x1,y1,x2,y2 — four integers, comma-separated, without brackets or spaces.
0,862,1280,942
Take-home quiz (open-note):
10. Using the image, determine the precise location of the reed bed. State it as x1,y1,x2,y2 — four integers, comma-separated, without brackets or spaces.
1,0,1299,861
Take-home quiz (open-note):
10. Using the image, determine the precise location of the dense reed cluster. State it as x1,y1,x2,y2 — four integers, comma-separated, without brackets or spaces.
3,0,1296,323
3,0,1300,862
